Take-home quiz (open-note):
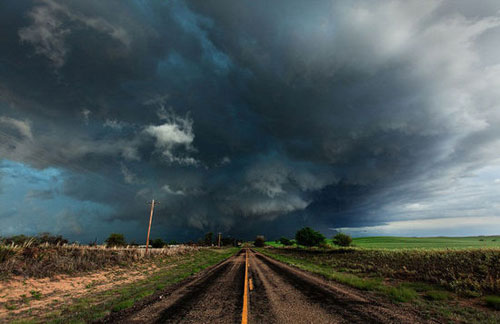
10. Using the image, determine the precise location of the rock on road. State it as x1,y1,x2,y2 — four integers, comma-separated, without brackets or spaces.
102,249,432,324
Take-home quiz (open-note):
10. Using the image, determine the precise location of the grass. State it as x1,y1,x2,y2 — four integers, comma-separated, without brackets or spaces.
0,244,201,279
258,246,500,294
484,295,500,310
350,236,500,249
257,247,500,323
4,247,239,323
267,235,500,249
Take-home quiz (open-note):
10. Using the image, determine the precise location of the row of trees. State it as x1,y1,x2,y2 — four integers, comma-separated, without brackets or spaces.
256,227,353,248
104,232,240,248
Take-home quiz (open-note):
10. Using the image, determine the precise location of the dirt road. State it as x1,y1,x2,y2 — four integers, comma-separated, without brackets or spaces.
103,249,431,323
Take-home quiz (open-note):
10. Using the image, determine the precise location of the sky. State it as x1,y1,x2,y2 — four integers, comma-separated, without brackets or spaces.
1,0,500,243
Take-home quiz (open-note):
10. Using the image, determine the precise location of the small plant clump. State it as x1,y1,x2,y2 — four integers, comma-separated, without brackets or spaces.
332,233,353,247
279,237,293,246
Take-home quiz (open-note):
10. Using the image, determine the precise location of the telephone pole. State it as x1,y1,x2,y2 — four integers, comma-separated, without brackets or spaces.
146,200,160,254
218,232,222,248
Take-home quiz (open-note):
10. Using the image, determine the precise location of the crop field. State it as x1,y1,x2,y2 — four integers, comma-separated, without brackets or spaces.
267,235,500,249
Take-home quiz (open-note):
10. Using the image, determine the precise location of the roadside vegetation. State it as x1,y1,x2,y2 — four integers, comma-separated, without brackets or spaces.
257,227,500,323
258,248,500,323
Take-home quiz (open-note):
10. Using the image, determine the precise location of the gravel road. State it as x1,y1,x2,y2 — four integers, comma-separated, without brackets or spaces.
103,248,433,323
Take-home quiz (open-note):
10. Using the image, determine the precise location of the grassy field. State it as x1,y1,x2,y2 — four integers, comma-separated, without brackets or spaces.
258,247,500,323
0,244,201,279
1,247,239,323
267,235,500,249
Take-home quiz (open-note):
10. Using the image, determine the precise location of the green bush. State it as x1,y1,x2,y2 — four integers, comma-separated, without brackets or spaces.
151,238,166,248
332,233,353,247
295,227,325,247
105,233,126,247
254,235,266,247
279,237,293,246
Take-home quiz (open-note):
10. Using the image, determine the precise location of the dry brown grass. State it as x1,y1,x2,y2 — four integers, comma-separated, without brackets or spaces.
0,243,200,278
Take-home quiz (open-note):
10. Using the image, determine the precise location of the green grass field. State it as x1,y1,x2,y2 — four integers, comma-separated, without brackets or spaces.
267,235,500,249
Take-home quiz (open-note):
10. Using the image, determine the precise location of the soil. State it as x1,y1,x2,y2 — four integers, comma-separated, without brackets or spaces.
0,262,160,319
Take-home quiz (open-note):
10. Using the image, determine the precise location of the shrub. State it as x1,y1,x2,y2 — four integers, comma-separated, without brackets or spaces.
254,235,266,247
332,233,353,247
279,237,293,246
105,233,126,247
151,238,166,248
295,227,325,247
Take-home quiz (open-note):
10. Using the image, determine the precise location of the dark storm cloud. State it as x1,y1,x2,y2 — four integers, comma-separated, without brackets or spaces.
1,0,500,241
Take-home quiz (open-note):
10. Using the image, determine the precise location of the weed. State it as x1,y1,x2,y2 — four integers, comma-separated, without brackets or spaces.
30,290,42,300
383,286,418,302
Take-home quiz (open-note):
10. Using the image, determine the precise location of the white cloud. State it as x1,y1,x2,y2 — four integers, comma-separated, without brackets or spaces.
0,116,33,140
120,163,139,184
81,109,91,124
162,184,185,195
144,111,198,165
104,119,126,130
18,0,131,68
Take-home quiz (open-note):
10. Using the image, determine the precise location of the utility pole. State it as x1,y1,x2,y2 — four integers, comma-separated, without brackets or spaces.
218,232,222,248
146,200,160,254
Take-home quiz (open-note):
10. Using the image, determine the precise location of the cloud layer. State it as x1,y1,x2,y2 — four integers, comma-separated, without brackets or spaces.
1,0,500,242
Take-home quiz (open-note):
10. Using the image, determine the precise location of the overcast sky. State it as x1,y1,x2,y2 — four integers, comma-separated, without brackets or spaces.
1,0,500,243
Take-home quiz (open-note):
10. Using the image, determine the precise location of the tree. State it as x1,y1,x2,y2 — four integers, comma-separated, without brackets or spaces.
204,232,213,246
151,238,166,248
254,235,266,247
279,237,293,246
105,233,126,247
295,227,325,247
332,233,352,247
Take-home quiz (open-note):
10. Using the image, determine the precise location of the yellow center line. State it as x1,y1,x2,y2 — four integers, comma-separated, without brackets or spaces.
241,249,249,324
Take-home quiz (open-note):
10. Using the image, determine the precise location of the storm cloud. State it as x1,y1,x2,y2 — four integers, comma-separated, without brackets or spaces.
1,0,500,242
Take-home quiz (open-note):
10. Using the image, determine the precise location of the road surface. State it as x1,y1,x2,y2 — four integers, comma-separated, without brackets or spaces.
102,249,431,323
